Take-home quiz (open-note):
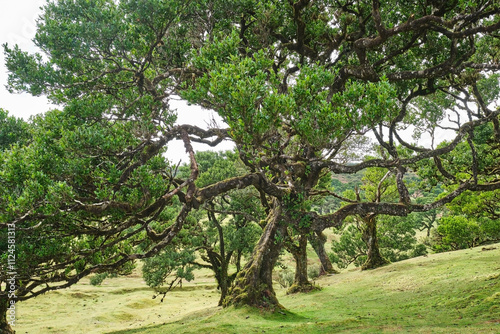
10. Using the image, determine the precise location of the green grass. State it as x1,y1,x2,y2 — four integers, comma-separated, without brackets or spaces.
17,243,500,333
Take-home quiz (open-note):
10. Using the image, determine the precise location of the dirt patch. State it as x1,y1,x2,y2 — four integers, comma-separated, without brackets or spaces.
68,292,98,299
485,319,500,324
108,287,152,294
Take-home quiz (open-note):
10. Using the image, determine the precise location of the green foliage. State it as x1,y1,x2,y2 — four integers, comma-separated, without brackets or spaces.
90,273,112,286
0,106,174,305
377,215,428,262
360,167,398,202
433,216,482,251
179,150,241,188
330,214,428,269
0,109,31,150
330,224,366,269
277,267,295,289
89,262,134,286
427,185,500,253
186,38,399,150
430,215,500,252
3,0,500,315
142,247,195,289
307,265,321,280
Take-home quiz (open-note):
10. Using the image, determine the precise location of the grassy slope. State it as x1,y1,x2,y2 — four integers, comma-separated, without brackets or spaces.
18,244,500,334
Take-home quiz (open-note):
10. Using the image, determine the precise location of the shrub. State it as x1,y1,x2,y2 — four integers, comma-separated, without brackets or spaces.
307,265,321,280
429,216,500,252
277,268,294,288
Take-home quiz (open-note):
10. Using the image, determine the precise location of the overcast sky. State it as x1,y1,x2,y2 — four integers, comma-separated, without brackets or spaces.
0,1,233,163
0,1,51,120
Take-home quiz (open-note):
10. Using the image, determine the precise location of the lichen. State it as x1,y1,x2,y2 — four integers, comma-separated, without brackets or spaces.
286,282,321,295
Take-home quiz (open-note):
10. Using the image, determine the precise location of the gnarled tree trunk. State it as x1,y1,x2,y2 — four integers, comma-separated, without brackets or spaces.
217,260,230,306
287,233,316,294
207,209,234,306
361,216,388,270
0,297,14,334
205,248,232,307
224,204,285,309
309,231,337,275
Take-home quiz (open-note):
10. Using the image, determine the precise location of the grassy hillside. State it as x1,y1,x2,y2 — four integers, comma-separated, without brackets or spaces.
18,243,500,334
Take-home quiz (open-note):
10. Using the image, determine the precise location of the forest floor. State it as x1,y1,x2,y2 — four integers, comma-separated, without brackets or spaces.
16,242,500,334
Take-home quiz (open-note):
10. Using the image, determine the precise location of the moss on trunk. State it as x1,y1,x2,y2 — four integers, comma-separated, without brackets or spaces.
286,234,321,294
309,231,338,275
224,206,285,309
361,217,388,270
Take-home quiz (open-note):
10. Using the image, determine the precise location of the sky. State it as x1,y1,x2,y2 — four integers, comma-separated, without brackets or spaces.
0,1,51,120
0,1,233,163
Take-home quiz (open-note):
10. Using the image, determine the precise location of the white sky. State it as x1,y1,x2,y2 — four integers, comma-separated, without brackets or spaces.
0,1,233,163
0,1,51,120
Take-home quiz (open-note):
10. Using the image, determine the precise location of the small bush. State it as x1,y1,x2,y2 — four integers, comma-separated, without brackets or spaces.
431,216,482,252
411,243,428,257
307,265,320,280
277,269,294,288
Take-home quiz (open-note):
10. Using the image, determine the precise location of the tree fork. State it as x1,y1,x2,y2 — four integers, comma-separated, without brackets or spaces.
287,233,318,294
309,231,337,275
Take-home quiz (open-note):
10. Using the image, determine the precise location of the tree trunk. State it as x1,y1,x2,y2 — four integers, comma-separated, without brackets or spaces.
235,249,242,272
218,261,229,306
308,231,337,275
207,208,233,306
0,297,14,334
361,216,388,270
224,204,285,309
287,233,316,294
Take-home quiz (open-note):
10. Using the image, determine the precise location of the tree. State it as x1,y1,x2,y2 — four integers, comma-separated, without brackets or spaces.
142,151,264,305
196,190,263,305
2,0,500,319
331,213,428,269
0,2,241,330
141,243,196,297
429,190,500,252
308,230,337,275
181,1,500,307
359,167,399,269
0,110,176,334
330,166,398,270
0,109,30,151
415,84,500,251
187,151,265,305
